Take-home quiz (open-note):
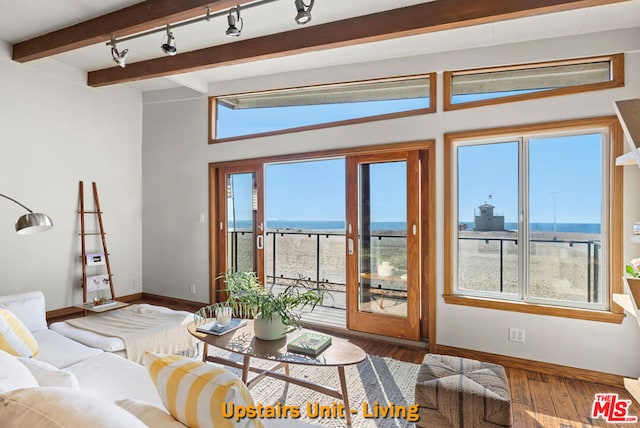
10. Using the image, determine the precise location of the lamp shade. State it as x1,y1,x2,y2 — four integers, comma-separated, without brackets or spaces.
15,213,53,235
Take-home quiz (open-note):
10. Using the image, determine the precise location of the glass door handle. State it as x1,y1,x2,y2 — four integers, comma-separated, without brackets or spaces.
348,238,354,255
256,235,264,250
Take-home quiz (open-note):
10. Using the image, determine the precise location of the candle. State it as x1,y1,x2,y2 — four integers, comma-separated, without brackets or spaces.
215,307,232,326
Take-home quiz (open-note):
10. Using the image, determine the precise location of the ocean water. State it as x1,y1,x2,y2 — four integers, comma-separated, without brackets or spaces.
462,222,600,234
229,219,601,233
230,219,406,231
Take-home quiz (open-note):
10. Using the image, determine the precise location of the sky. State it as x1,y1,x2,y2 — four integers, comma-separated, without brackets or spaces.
228,159,407,223
223,90,604,227
217,98,427,139
229,131,603,227
457,132,603,224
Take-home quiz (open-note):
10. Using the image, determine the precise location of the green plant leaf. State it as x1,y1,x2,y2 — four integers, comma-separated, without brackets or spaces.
219,270,328,327
626,264,636,277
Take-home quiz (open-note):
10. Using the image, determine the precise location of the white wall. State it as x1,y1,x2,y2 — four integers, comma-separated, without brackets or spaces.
0,42,143,311
141,92,210,303
142,28,640,376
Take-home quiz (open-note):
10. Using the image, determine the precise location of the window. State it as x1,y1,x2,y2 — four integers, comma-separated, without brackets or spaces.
444,117,624,322
210,74,435,142
443,54,624,111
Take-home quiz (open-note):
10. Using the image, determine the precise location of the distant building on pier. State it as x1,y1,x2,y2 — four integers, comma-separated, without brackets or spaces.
474,199,505,231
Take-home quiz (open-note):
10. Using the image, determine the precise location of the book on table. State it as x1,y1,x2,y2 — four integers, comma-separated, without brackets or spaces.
287,332,332,356
196,318,247,336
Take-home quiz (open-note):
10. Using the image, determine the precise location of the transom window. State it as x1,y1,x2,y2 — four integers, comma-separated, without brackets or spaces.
210,74,435,142
444,117,624,322
443,54,623,111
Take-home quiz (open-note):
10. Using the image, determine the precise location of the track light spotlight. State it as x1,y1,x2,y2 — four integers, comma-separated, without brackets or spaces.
109,37,128,68
161,26,177,55
225,6,243,37
294,0,314,25
105,1,304,66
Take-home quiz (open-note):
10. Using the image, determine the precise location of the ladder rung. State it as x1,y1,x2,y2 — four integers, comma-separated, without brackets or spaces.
78,232,106,235
78,211,103,214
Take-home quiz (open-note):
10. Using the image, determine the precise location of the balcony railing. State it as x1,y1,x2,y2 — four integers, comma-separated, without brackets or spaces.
227,229,408,309
458,236,601,303
227,230,602,306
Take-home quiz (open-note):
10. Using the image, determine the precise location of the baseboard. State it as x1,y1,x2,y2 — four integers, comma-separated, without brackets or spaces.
45,292,143,322
435,344,625,387
140,292,207,311
45,306,83,321
118,292,143,302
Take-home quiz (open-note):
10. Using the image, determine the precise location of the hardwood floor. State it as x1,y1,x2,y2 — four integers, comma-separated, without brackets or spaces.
49,294,640,427
337,335,640,427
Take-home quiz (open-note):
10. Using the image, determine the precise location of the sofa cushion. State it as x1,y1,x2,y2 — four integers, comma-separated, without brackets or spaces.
31,329,102,368
144,352,263,428
0,308,39,358
0,291,47,333
115,398,187,427
0,387,148,428
0,350,38,393
17,356,79,389
65,351,165,408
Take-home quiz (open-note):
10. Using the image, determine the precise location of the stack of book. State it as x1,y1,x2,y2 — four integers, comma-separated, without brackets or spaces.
287,332,332,356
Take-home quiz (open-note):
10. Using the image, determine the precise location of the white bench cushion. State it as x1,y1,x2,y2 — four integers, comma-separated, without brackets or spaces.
50,321,125,352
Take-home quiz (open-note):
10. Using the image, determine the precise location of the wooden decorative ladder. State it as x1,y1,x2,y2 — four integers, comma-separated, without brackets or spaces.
79,181,116,305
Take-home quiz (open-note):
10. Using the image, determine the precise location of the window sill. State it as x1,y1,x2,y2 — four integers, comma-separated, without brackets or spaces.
443,294,624,324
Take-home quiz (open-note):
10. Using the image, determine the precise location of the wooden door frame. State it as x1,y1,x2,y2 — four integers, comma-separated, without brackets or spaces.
208,140,436,350
209,162,264,304
345,150,421,341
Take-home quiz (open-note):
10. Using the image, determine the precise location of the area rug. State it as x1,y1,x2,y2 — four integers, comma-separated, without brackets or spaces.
206,348,420,428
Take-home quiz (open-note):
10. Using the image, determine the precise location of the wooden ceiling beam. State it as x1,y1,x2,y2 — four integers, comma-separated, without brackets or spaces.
12,0,257,62
87,0,629,87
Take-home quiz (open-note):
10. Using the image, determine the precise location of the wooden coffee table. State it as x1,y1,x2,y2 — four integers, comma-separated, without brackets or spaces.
188,320,366,426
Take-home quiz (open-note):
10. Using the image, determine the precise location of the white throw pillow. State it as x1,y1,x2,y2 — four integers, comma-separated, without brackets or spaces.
0,350,38,393
115,398,187,427
0,308,38,358
17,356,79,389
144,352,264,428
0,387,148,428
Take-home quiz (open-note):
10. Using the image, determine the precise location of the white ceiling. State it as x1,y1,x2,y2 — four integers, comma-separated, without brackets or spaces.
1,0,639,93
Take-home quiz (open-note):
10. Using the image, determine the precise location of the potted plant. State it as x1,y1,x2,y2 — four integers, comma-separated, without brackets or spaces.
625,258,640,307
217,271,328,340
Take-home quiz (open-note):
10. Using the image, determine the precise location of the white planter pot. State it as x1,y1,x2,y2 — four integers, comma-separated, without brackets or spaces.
253,313,288,340
377,261,394,277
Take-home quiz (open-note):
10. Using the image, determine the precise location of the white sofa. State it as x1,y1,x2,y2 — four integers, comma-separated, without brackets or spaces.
0,291,321,427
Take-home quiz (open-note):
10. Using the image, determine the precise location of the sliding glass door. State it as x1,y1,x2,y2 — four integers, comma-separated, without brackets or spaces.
211,146,429,341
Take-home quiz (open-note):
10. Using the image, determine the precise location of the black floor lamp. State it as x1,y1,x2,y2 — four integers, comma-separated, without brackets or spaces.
0,193,53,234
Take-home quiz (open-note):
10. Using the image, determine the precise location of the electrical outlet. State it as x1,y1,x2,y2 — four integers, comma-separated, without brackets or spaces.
199,213,205,223
134,278,140,287
190,284,196,295
509,328,525,343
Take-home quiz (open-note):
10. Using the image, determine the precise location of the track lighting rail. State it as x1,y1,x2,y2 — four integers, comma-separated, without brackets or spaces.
107,0,280,46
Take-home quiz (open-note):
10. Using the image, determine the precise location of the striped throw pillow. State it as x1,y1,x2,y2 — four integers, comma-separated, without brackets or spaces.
144,352,263,428
0,308,38,358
